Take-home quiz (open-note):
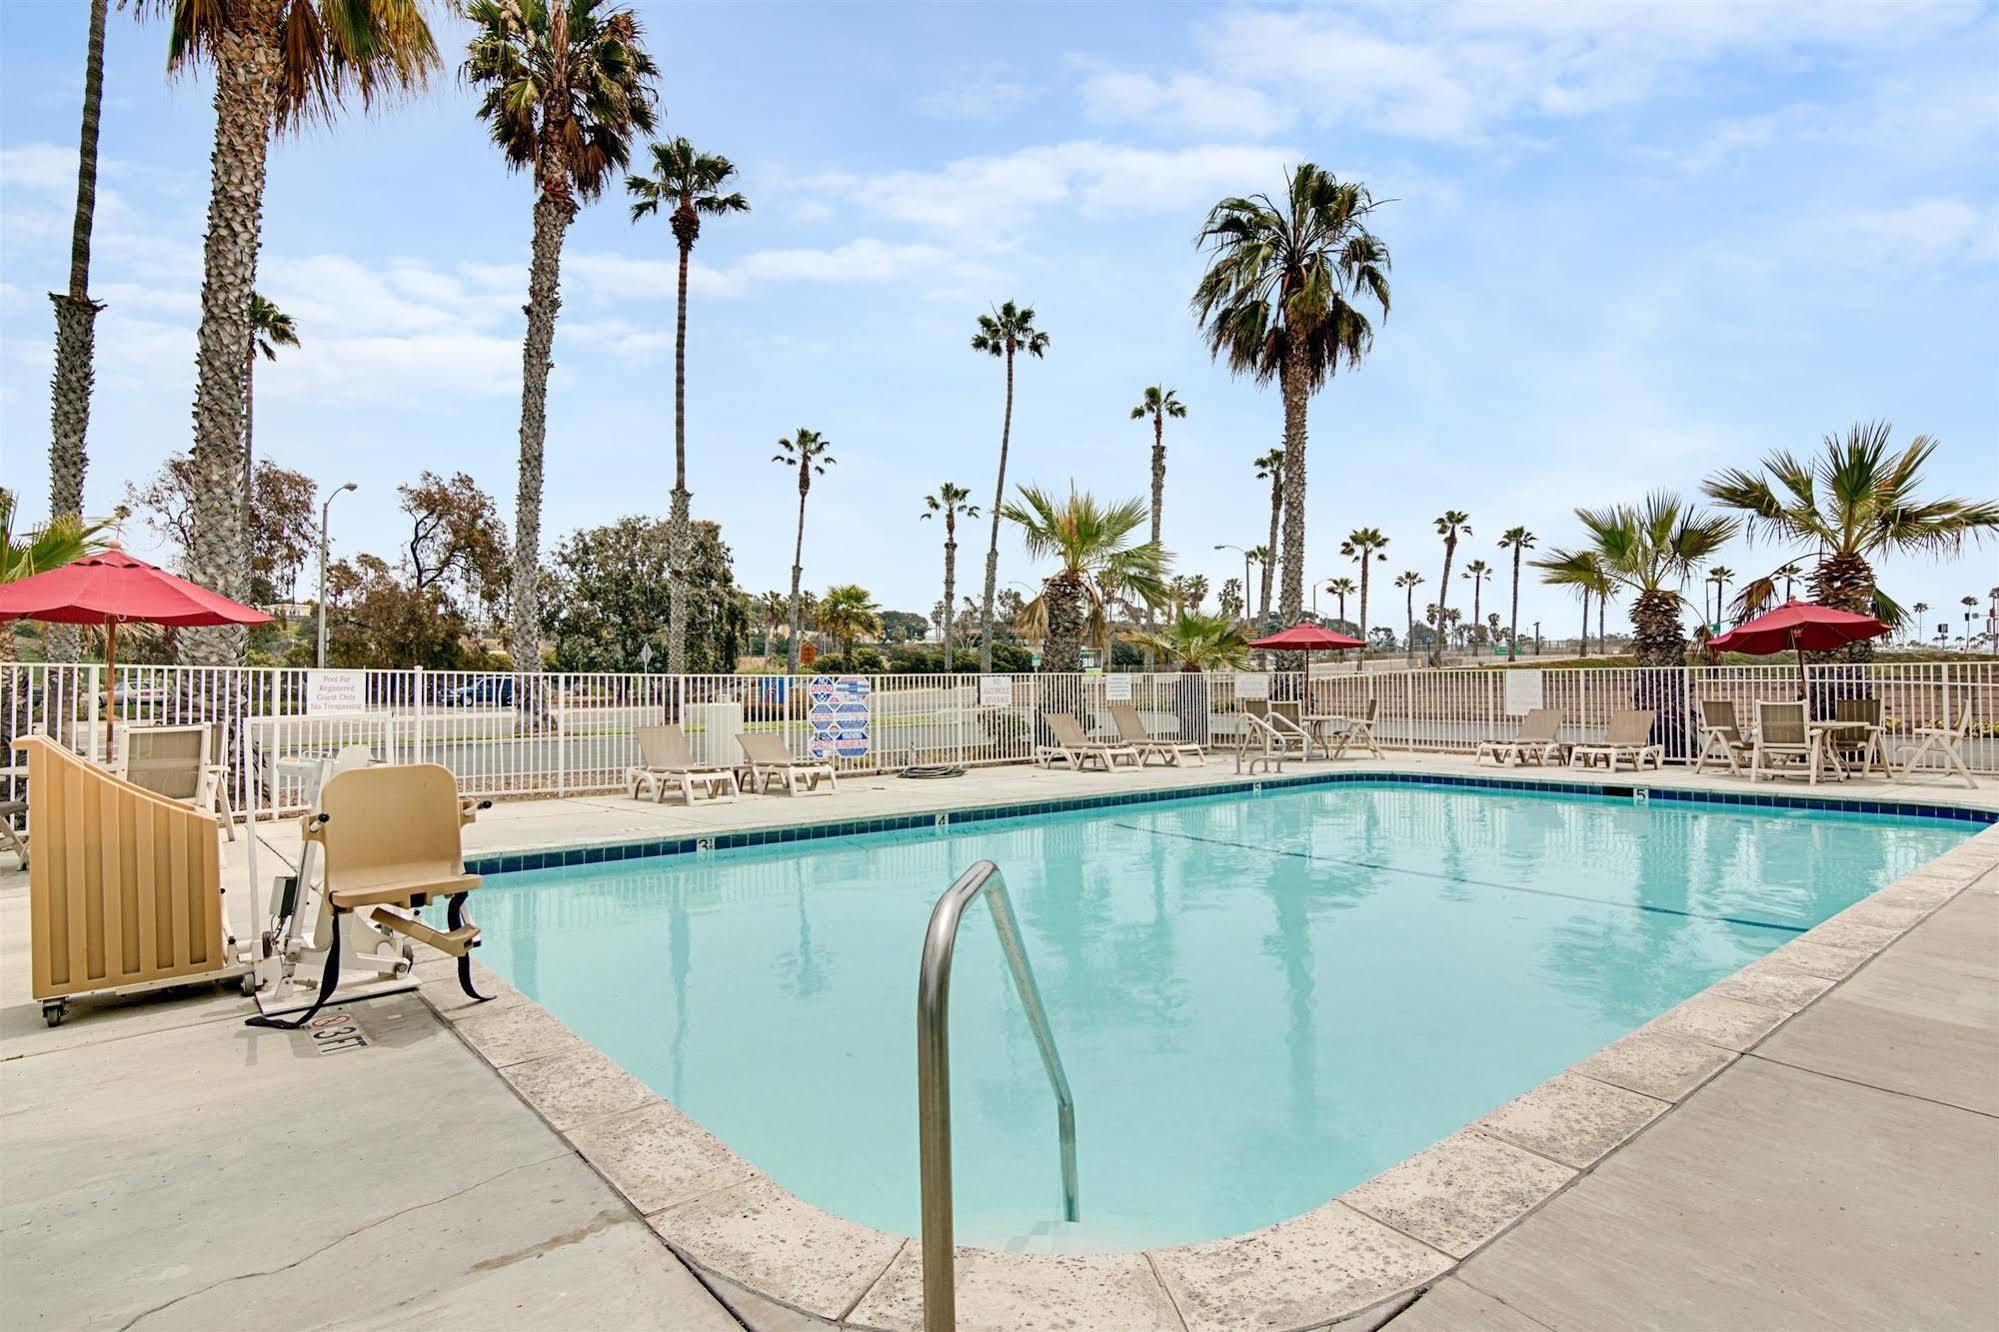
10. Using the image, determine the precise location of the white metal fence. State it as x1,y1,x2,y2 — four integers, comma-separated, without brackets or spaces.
2,660,1993,820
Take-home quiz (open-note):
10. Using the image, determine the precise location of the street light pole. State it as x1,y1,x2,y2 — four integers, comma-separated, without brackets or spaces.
316,481,358,669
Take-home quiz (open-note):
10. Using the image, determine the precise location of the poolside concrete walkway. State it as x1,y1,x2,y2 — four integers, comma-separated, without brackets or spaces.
1386,871,1999,1332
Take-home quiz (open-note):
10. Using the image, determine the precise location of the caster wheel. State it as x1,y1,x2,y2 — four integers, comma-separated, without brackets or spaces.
240,972,258,997
41,1000,66,1028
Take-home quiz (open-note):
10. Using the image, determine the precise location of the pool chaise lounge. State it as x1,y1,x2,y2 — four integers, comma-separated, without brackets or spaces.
1038,710,1141,771
628,723,738,805
1108,701,1204,767
736,730,838,795
1476,706,1567,767
1569,708,1665,772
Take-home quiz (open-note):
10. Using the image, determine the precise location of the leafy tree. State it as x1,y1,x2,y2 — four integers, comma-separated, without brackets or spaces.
317,555,479,670
815,584,882,658
970,301,1049,671
166,0,438,665
1340,526,1389,672
879,610,929,644
1002,484,1168,671
1194,165,1390,629
463,0,659,672
628,136,748,674
773,428,834,671
397,471,509,615
125,455,317,602
921,481,978,668
1217,576,1243,621
1703,422,1999,654
547,515,743,672
1497,527,1535,660
1535,492,1736,667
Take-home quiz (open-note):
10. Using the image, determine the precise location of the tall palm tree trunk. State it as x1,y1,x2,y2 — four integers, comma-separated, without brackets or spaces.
1431,541,1456,668
941,521,957,670
1470,581,1482,647
1507,551,1521,660
1809,552,1878,662
1043,574,1085,673
509,187,578,672
241,350,257,582
1631,589,1686,667
1597,592,1606,657
977,347,1014,672
785,484,808,673
667,223,694,675
1580,590,1590,658
1356,560,1370,673
1261,471,1280,622
1277,349,1309,633
182,17,283,667
1404,586,1415,666
1147,418,1164,661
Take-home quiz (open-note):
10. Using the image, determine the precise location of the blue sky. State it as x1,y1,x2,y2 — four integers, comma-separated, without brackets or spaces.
3,1,1995,641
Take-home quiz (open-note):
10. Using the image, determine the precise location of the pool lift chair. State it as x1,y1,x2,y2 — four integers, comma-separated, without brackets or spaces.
248,762,493,1029
1236,699,1315,775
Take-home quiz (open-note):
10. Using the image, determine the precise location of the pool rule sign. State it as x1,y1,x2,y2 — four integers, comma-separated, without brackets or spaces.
807,675,871,761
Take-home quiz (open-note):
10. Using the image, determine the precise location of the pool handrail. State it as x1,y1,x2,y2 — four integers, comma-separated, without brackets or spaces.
917,860,1077,1331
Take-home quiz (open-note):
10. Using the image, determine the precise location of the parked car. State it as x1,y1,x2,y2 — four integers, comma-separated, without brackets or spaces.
441,675,514,707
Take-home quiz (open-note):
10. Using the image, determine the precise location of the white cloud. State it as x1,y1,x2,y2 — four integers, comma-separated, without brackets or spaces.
1080,71,1292,139
919,64,1038,121
1805,196,1999,268
567,237,975,302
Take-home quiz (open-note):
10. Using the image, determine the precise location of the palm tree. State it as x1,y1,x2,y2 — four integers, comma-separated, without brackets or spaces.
1461,558,1492,647
921,482,978,670
166,0,436,665
1323,576,1356,625
1705,565,1734,629
1962,595,1979,649
970,301,1050,672
47,0,110,546
1394,570,1423,666
1245,545,1273,614
1908,601,1929,646
1774,562,1803,601
1130,611,1250,672
773,429,834,673
1129,386,1187,553
1339,527,1388,673
1703,422,1999,655
999,484,1168,672
1193,165,1391,629
1536,550,1599,658
627,136,747,675
1496,527,1535,661
759,589,787,658
241,291,298,547
464,0,659,672
1251,448,1284,620
1430,512,1470,666
1534,492,1737,667
815,584,881,659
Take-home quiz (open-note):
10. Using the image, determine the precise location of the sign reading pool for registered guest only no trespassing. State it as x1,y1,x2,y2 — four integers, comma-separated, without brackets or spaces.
305,669,367,715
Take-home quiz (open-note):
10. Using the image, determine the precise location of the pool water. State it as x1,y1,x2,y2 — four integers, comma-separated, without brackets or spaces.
476,783,1973,1251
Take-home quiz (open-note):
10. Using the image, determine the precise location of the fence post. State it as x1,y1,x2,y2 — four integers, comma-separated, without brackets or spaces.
411,665,424,769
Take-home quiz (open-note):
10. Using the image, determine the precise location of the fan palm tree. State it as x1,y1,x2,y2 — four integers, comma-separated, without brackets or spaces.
0,490,112,665
921,482,978,670
464,0,659,672
1703,422,1999,655
1000,484,1168,672
1461,558,1492,646
165,0,437,665
1430,512,1469,666
627,136,747,675
1251,448,1284,620
1705,565,1734,629
1130,611,1250,672
773,429,834,673
1193,165,1390,628
47,0,111,548
1774,562,1803,602
814,584,881,659
970,301,1050,672
1394,570,1423,666
1130,386,1186,552
1340,527,1388,672
1496,527,1535,660
241,291,298,544
1908,601,1929,646
1534,492,1737,667
1323,576,1356,625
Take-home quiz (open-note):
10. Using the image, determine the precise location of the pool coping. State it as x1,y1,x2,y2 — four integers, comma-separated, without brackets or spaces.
418,766,1999,1332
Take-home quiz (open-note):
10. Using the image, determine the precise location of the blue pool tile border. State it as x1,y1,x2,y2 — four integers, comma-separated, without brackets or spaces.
465,770,1995,876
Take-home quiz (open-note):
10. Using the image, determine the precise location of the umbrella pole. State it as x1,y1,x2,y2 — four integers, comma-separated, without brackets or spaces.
104,619,117,759
1793,630,1806,704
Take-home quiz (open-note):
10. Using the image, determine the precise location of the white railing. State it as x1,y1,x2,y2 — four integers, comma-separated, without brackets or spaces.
2,660,1992,820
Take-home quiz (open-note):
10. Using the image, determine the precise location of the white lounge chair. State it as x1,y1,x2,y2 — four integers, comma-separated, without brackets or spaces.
118,724,234,839
1477,707,1565,767
1315,698,1385,760
1569,710,1663,772
1108,701,1202,767
737,731,838,795
1038,712,1139,771
1693,699,1754,774
1750,701,1821,784
628,724,738,804
1899,702,1979,789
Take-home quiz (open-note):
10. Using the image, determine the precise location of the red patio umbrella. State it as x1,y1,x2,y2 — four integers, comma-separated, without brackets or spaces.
1248,622,1365,653
1708,599,1889,695
0,543,272,747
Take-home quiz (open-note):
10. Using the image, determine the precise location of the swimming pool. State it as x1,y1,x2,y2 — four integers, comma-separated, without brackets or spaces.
476,780,1975,1251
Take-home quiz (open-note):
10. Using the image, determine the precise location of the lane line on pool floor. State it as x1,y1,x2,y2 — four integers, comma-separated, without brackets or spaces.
1108,821,1807,934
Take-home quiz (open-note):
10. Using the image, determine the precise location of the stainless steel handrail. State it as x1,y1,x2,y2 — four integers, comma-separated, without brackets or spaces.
917,861,1077,1332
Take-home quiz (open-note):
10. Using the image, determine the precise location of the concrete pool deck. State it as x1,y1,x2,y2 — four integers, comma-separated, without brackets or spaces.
2,752,1995,1330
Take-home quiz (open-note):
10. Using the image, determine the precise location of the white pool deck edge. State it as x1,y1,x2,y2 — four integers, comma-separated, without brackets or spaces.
374,754,1999,1332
